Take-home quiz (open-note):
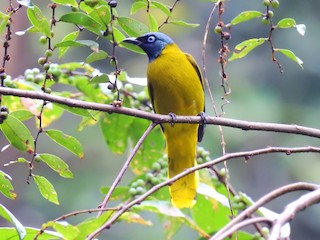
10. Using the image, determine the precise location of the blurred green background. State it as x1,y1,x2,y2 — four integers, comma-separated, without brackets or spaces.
1,0,320,239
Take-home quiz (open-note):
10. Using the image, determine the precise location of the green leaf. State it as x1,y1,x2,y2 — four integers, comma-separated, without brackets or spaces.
45,129,84,158
230,11,262,25
276,18,296,28
10,110,34,121
130,1,147,15
0,114,34,153
112,27,127,43
58,31,80,58
52,222,80,240
59,12,102,35
86,50,108,63
0,227,62,239
0,171,16,199
17,0,34,8
55,40,99,52
169,20,200,28
76,212,113,239
100,186,130,201
0,12,10,36
33,175,59,204
54,103,95,118
117,17,149,37
88,5,111,27
89,74,109,84
151,1,171,16
0,204,26,239
100,113,134,154
27,5,51,37
129,119,164,175
148,13,158,32
229,38,266,61
119,212,152,226
41,100,65,128
52,0,78,7
38,153,73,178
275,48,303,68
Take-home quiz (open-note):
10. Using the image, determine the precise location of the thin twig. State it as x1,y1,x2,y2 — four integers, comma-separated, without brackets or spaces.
269,188,320,240
97,122,157,215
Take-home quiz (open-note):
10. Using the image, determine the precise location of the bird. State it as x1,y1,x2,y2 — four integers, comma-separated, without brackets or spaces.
123,32,205,208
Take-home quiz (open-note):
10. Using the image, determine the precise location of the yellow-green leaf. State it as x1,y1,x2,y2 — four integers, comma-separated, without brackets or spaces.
27,5,51,37
229,38,266,61
33,175,59,204
38,153,74,178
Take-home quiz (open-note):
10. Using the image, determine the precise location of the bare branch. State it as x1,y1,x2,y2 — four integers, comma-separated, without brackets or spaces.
269,188,320,240
1,87,320,139
97,122,157,215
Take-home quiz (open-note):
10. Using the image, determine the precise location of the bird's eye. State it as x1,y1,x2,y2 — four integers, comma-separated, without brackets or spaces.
147,35,156,43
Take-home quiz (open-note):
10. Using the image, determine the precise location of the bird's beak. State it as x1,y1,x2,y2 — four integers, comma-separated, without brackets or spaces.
122,37,141,46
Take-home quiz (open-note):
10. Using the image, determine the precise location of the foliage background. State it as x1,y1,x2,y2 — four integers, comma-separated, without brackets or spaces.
0,0,320,239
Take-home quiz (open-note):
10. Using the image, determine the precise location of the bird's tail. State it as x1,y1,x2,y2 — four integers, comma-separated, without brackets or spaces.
165,126,198,208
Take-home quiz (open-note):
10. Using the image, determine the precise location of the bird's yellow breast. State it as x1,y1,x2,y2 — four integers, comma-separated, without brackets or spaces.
147,43,204,118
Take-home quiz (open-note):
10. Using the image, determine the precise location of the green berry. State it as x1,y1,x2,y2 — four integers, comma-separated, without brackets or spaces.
25,74,34,82
43,63,50,71
124,83,133,92
131,181,138,188
261,227,270,236
24,69,33,76
267,10,274,18
136,186,146,194
44,87,52,94
34,155,42,162
45,49,53,57
261,17,270,25
152,162,161,171
146,173,154,181
39,36,48,45
32,68,40,74
38,57,47,66
214,25,222,34
271,0,279,8
263,0,270,6
128,187,137,195
136,179,145,187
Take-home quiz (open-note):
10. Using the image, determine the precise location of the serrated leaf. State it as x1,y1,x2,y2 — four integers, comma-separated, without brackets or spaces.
169,20,199,28
229,38,266,61
58,31,80,58
45,129,84,158
275,48,303,68
59,12,102,35
148,13,158,32
130,1,147,15
151,1,170,16
27,5,51,37
33,175,59,204
55,40,99,52
295,24,306,36
86,50,108,63
0,114,34,153
117,17,149,37
52,0,77,7
0,204,26,239
38,153,73,178
230,10,262,25
276,18,296,28
0,171,16,199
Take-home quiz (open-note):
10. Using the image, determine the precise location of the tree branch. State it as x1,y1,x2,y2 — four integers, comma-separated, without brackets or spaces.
269,188,320,240
1,87,320,139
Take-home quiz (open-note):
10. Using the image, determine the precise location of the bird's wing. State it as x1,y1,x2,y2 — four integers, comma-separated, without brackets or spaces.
184,53,205,142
